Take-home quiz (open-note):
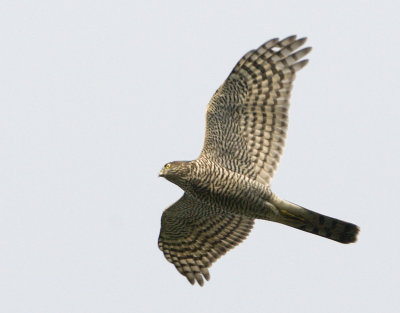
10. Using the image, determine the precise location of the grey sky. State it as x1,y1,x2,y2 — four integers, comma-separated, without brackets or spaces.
1,0,399,312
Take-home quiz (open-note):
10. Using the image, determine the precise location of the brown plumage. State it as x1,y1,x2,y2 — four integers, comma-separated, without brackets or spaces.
158,36,359,286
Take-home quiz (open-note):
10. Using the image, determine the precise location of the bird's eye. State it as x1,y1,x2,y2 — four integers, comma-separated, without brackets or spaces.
165,163,171,169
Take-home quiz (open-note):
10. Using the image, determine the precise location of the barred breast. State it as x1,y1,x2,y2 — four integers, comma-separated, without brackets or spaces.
186,159,273,218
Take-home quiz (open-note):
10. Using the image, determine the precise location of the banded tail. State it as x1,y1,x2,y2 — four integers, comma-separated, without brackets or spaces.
268,196,359,244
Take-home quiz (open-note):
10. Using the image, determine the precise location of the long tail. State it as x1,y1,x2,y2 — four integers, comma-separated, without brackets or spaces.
268,195,359,244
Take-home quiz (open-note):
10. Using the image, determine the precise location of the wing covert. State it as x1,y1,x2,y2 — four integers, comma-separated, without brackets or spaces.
200,35,311,185
158,193,254,286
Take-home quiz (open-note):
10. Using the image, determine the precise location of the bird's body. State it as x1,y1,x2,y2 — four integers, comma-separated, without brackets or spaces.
158,36,359,286
164,159,273,218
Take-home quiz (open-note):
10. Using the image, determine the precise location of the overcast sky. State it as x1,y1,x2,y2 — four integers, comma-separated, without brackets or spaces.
1,1,399,312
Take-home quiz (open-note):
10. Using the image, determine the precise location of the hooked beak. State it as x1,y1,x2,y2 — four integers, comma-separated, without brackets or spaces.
159,169,165,177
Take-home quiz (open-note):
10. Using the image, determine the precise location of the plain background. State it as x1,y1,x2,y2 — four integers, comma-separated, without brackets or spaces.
1,1,399,312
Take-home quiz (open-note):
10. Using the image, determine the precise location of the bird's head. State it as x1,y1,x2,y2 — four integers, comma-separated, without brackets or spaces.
159,161,191,186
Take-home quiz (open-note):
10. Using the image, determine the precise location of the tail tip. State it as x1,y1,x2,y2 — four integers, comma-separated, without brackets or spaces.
339,223,360,244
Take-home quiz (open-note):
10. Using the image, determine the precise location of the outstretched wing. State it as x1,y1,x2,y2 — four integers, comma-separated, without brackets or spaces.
200,35,311,185
158,193,254,286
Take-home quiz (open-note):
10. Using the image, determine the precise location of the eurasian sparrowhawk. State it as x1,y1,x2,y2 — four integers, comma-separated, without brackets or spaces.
158,36,359,286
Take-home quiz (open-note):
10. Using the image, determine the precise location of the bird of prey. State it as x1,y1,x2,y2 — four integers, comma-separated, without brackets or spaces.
158,35,359,286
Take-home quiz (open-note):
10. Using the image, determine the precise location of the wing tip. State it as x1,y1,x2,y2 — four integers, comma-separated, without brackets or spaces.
293,59,309,71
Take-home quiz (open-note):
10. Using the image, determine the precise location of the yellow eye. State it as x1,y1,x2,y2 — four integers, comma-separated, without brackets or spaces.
165,163,171,169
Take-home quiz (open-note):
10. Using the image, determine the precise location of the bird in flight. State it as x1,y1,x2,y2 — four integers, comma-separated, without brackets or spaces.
158,35,359,286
